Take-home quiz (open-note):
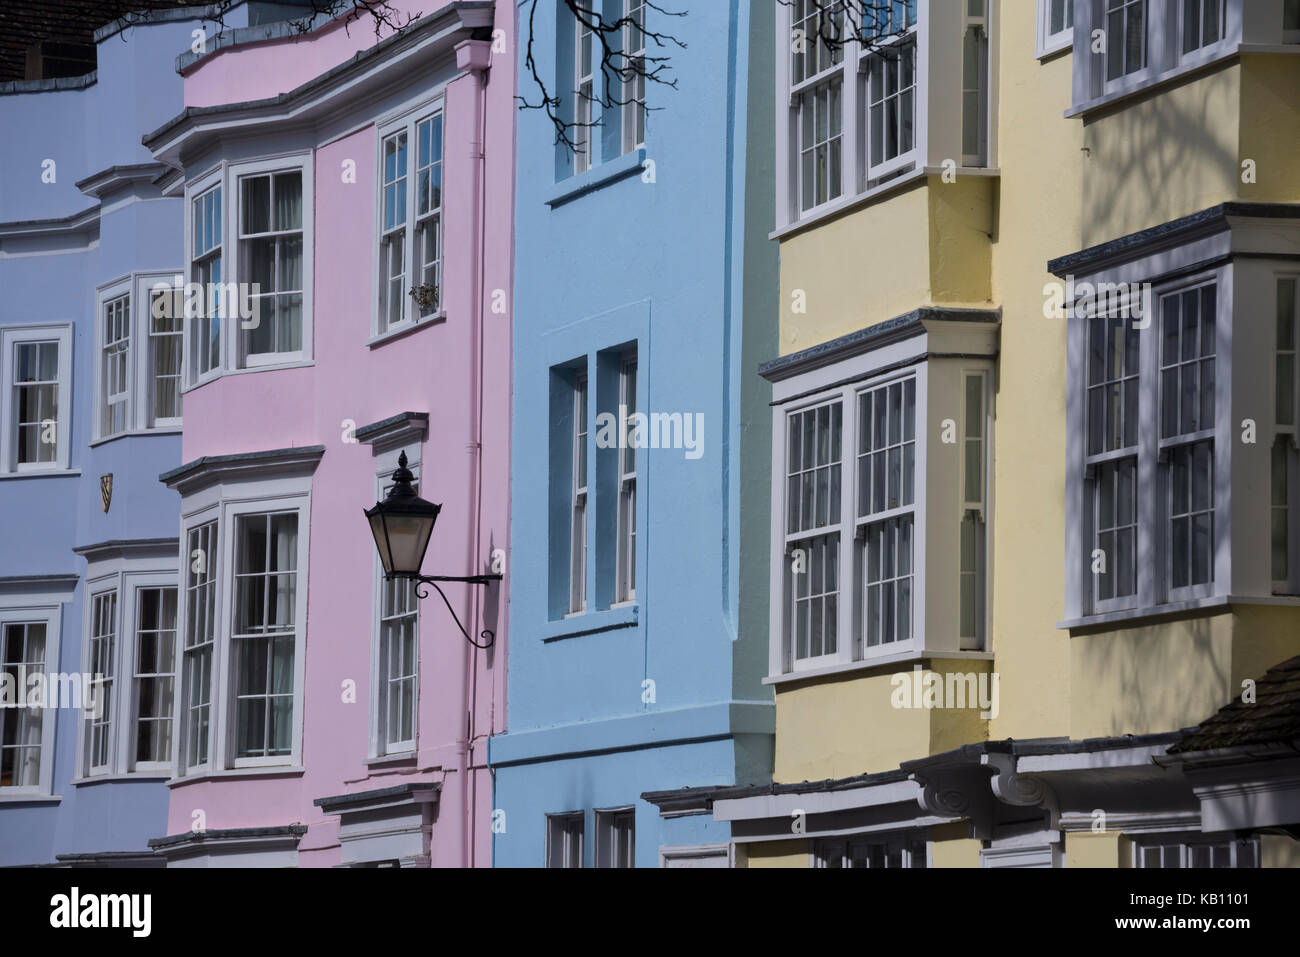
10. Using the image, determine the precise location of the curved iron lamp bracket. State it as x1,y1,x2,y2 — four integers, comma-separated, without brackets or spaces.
406,574,503,648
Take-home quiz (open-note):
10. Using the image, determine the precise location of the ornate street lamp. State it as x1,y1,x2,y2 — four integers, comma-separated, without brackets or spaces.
365,451,501,647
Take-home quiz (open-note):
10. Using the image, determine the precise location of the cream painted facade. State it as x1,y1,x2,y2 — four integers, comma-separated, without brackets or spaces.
646,0,1300,869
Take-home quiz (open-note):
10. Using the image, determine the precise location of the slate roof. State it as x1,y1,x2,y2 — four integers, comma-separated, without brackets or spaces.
1168,655,1300,754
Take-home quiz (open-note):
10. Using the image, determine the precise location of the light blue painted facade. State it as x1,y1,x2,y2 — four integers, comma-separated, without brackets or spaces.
0,4,290,867
491,0,778,866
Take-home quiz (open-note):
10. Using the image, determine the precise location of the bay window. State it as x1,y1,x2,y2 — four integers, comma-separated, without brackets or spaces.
375,106,445,335
93,274,184,440
74,543,179,779
1049,205,1300,626
779,2,996,230
766,310,999,678
184,155,313,381
171,470,312,776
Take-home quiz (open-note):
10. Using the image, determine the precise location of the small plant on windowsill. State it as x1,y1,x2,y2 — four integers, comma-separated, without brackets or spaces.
409,283,439,316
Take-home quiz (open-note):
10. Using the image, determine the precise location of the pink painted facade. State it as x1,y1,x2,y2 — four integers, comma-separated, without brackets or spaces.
149,1,513,867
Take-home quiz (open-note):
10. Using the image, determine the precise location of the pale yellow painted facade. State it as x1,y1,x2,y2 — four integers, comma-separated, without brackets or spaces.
765,4,1300,868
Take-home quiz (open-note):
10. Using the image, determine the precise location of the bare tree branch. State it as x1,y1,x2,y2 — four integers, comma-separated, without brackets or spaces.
518,0,687,153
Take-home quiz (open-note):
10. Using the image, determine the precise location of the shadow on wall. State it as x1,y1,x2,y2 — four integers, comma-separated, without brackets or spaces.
1080,66,1240,247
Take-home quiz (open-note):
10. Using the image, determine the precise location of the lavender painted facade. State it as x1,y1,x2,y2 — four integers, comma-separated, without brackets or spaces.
140,0,513,867
0,4,297,868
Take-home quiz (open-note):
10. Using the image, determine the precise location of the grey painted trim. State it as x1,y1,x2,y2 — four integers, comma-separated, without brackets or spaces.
71,537,180,561
148,824,306,849
143,2,495,151
0,73,96,96
75,163,171,199
94,4,239,43
315,781,441,812
159,444,325,487
758,308,1002,382
53,851,166,868
354,411,429,445
1048,202,1300,276
0,206,100,239
175,1,395,72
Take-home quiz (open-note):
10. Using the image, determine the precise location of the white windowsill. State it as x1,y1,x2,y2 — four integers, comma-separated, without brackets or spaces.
542,604,640,642
0,468,80,480
1060,594,1300,631
0,792,61,804
365,751,417,767
167,765,306,787
764,648,996,686
771,165,1001,243
71,773,170,786
1063,43,1297,119
89,428,183,448
366,311,446,349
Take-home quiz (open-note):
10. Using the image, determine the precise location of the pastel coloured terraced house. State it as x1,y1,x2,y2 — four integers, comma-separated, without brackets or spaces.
646,0,1300,868
139,0,513,866
0,4,290,868
489,0,779,866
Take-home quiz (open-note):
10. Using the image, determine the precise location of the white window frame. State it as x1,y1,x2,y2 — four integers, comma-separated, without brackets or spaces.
93,273,186,443
1103,0,1150,87
1037,0,1075,57
97,287,132,441
227,508,303,768
0,323,72,474
186,169,225,387
778,367,927,675
574,1,596,174
616,357,638,604
0,602,62,797
570,370,589,616
179,516,218,774
791,0,847,215
1132,833,1259,868
75,562,179,780
814,832,929,868
173,479,311,778
1068,267,1230,620
860,12,920,183
622,0,647,153
1273,274,1300,594
594,806,635,867
372,102,446,338
234,161,310,368
546,811,586,868
1177,0,1227,56
82,588,118,776
183,155,315,388
959,369,989,650
370,445,422,759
